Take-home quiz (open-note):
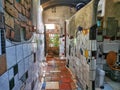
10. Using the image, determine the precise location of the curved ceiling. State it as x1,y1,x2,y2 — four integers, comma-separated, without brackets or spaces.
41,0,91,10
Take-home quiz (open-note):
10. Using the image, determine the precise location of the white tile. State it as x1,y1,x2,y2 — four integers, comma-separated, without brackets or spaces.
13,80,23,90
16,45,23,62
24,57,29,72
24,83,31,90
6,39,12,47
14,74,19,85
91,40,97,51
0,71,9,90
23,44,29,58
31,54,34,63
18,60,25,78
8,68,14,80
6,46,16,69
103,43,119,53
28,44,32,55
45,82,59,89
29,55,34,67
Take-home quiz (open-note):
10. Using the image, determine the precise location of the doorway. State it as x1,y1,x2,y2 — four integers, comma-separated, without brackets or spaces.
45,24,60,57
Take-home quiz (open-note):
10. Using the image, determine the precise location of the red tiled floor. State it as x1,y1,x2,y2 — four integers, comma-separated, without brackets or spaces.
61,77,72,83
71,82,77,90
60,72,72,78
51,76,60,81
40,57,77,90
60,83,71,90
45,77,52,81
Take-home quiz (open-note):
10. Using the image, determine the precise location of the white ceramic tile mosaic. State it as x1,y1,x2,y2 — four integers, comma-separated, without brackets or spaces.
23,44,29,58
6,46,16,69
8,68,14,80
16,44,23,62
24,57,29,72
14,74,19,85
18,60,25,78
0,71,9,90
5,39,12,47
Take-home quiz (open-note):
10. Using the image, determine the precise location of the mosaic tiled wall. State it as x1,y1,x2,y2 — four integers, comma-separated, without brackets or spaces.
66,1,97,89
0,0,43,90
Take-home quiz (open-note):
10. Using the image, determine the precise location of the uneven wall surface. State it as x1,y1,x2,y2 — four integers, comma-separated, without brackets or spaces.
66,1,97,89
43,6,76,34
0,0,44,90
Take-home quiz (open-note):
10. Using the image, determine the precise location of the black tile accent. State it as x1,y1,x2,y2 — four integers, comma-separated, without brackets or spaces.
103,53,108,59
91,51,96,57
80,48,83,55
69,45,71,55
1,30,6,54
26,71,28,79
119,55,120,62
119,50,120,53
14,64,18,76
20,71,28,83
0,13,5,29
89,24,97,40
92,81,95,90
78,26,83,31
9,78,14,90
34,53,36,63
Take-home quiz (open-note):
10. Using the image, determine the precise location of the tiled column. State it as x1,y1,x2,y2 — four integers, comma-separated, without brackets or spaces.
89,24,97,90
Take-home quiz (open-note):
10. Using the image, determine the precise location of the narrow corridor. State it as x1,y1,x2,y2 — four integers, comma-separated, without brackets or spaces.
0,0,120,90
40,55,77,90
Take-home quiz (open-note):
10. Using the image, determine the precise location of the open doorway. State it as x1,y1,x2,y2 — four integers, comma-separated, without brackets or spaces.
45,24,60,57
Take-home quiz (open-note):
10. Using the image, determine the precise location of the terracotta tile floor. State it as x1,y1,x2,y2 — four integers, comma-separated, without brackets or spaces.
40,57,77,90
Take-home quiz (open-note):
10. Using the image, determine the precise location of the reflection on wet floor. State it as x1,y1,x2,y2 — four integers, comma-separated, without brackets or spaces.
39,57,77,90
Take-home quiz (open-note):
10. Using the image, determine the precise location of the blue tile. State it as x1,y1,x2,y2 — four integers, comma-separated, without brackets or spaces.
13,80,22,90
6,46,16,69
24,57,29,72
14,74,19,85
0,71,9,90
104,83,113,90
29,55,34,66
42,82,46,89
8,68,14,80
18,60,25,78
23,44,29,58
16,45,23,62
6,40,12,47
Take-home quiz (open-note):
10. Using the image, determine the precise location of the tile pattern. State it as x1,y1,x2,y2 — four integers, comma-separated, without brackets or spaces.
40,57,77,90
0,0,44,90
